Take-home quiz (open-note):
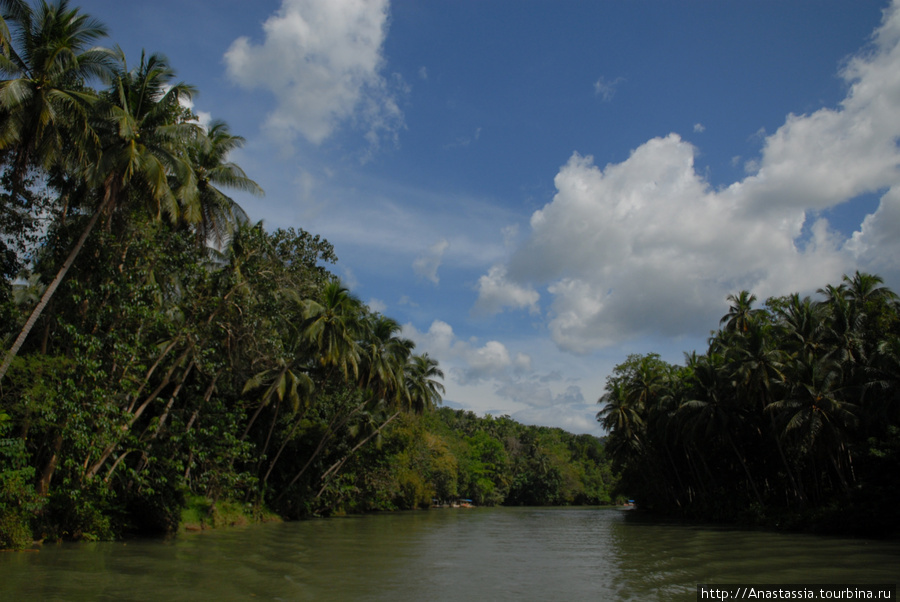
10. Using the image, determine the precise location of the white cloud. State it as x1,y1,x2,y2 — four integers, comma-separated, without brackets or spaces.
594,75,624,101
501,224,519,249
224,0,404,149
367,297,387,313
847,187,900,272
693,123,705,133
402,320,603,434
404,320,516,385
413,239,450,284
474,265,540,316
340,266,359,290
477,1,900,354
402,321,540,387
510,404,600,435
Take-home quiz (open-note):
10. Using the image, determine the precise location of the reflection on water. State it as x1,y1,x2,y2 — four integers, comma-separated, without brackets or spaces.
1,508,898,601
609,513,900,601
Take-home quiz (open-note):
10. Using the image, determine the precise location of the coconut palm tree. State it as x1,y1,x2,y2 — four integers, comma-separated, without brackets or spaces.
679,351,763,505
314,352,444,500
597,380,646,463
299,279,364,382
241,338,313,441
721,290,759,334
185,119,261,246
0,48,202,382
359,314,414,403
843,271,897,307
0,0,113,184
402,352,444,414
0,1,28,56
770,350,859,496
775,293,826,357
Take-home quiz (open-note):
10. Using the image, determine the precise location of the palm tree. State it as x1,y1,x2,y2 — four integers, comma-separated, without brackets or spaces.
185,119,261,246
0,49,201,382
0,0,112,184
241,343,313,440
402,352,444,414
775,293,826,357
839,271,898,362
299,279,364,381
314,353,444,500
0,1,28,56
719,315,809,506
596,380,645,461
272,281,366,503
770,350,858,496
842,271,897,306
679,351,763,505
721,291,759,334
359,314,414,403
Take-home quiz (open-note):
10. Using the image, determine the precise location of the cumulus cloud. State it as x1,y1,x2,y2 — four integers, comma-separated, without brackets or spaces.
413,239,450,284
405,320,521,385
402,319,604,434
477,1,900,354
224,0,404,149
473,265,540,316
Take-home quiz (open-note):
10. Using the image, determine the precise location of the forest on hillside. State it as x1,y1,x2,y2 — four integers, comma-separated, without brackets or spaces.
598,273,900,537
0,0,615,549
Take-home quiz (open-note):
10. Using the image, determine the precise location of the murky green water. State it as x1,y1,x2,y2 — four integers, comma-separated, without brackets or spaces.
1,507,897,601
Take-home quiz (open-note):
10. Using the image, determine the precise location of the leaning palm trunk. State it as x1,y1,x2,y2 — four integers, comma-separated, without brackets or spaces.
84,341,194,480
314,411,401,500
273,403,365,505
0,191,114,382
260,406,312,488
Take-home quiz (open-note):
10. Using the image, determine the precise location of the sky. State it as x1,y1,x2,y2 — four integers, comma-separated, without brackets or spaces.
71,0,900,437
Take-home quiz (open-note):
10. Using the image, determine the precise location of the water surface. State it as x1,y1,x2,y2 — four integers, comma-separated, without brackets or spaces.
1,507,897,601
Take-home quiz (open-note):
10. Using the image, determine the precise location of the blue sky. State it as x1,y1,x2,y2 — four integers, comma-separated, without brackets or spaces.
73,0,900,436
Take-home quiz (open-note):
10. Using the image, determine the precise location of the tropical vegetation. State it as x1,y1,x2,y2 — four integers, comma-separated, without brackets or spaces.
597,273,900,536
0,0,614,550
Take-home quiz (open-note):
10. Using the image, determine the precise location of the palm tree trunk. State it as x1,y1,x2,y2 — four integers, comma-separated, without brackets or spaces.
147,359,196,440
255,399,281,474
183,372,220,435
273,403,364,504
260,407,310,488
84,344,192,480
315,411,401,500
768,411,806,507
0,192,114,383
37,431,64,496
726,435,764,507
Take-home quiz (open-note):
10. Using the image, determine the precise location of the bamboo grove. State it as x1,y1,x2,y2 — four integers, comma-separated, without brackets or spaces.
0,1,616,548
597,273,900,535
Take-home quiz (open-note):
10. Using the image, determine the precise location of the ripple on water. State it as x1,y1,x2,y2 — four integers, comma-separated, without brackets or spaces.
1,508,898,601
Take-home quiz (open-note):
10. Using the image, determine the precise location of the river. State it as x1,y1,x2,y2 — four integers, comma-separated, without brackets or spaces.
1,507,897,601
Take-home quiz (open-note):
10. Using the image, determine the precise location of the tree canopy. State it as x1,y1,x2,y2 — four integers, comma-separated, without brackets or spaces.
598,273,900,536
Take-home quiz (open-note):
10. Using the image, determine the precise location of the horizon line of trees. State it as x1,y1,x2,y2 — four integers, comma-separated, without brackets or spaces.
313,407,616,514
597,271,900,536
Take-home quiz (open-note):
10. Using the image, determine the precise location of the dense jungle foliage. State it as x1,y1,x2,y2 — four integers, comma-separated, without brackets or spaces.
0,0,614,549
598,273,900,537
